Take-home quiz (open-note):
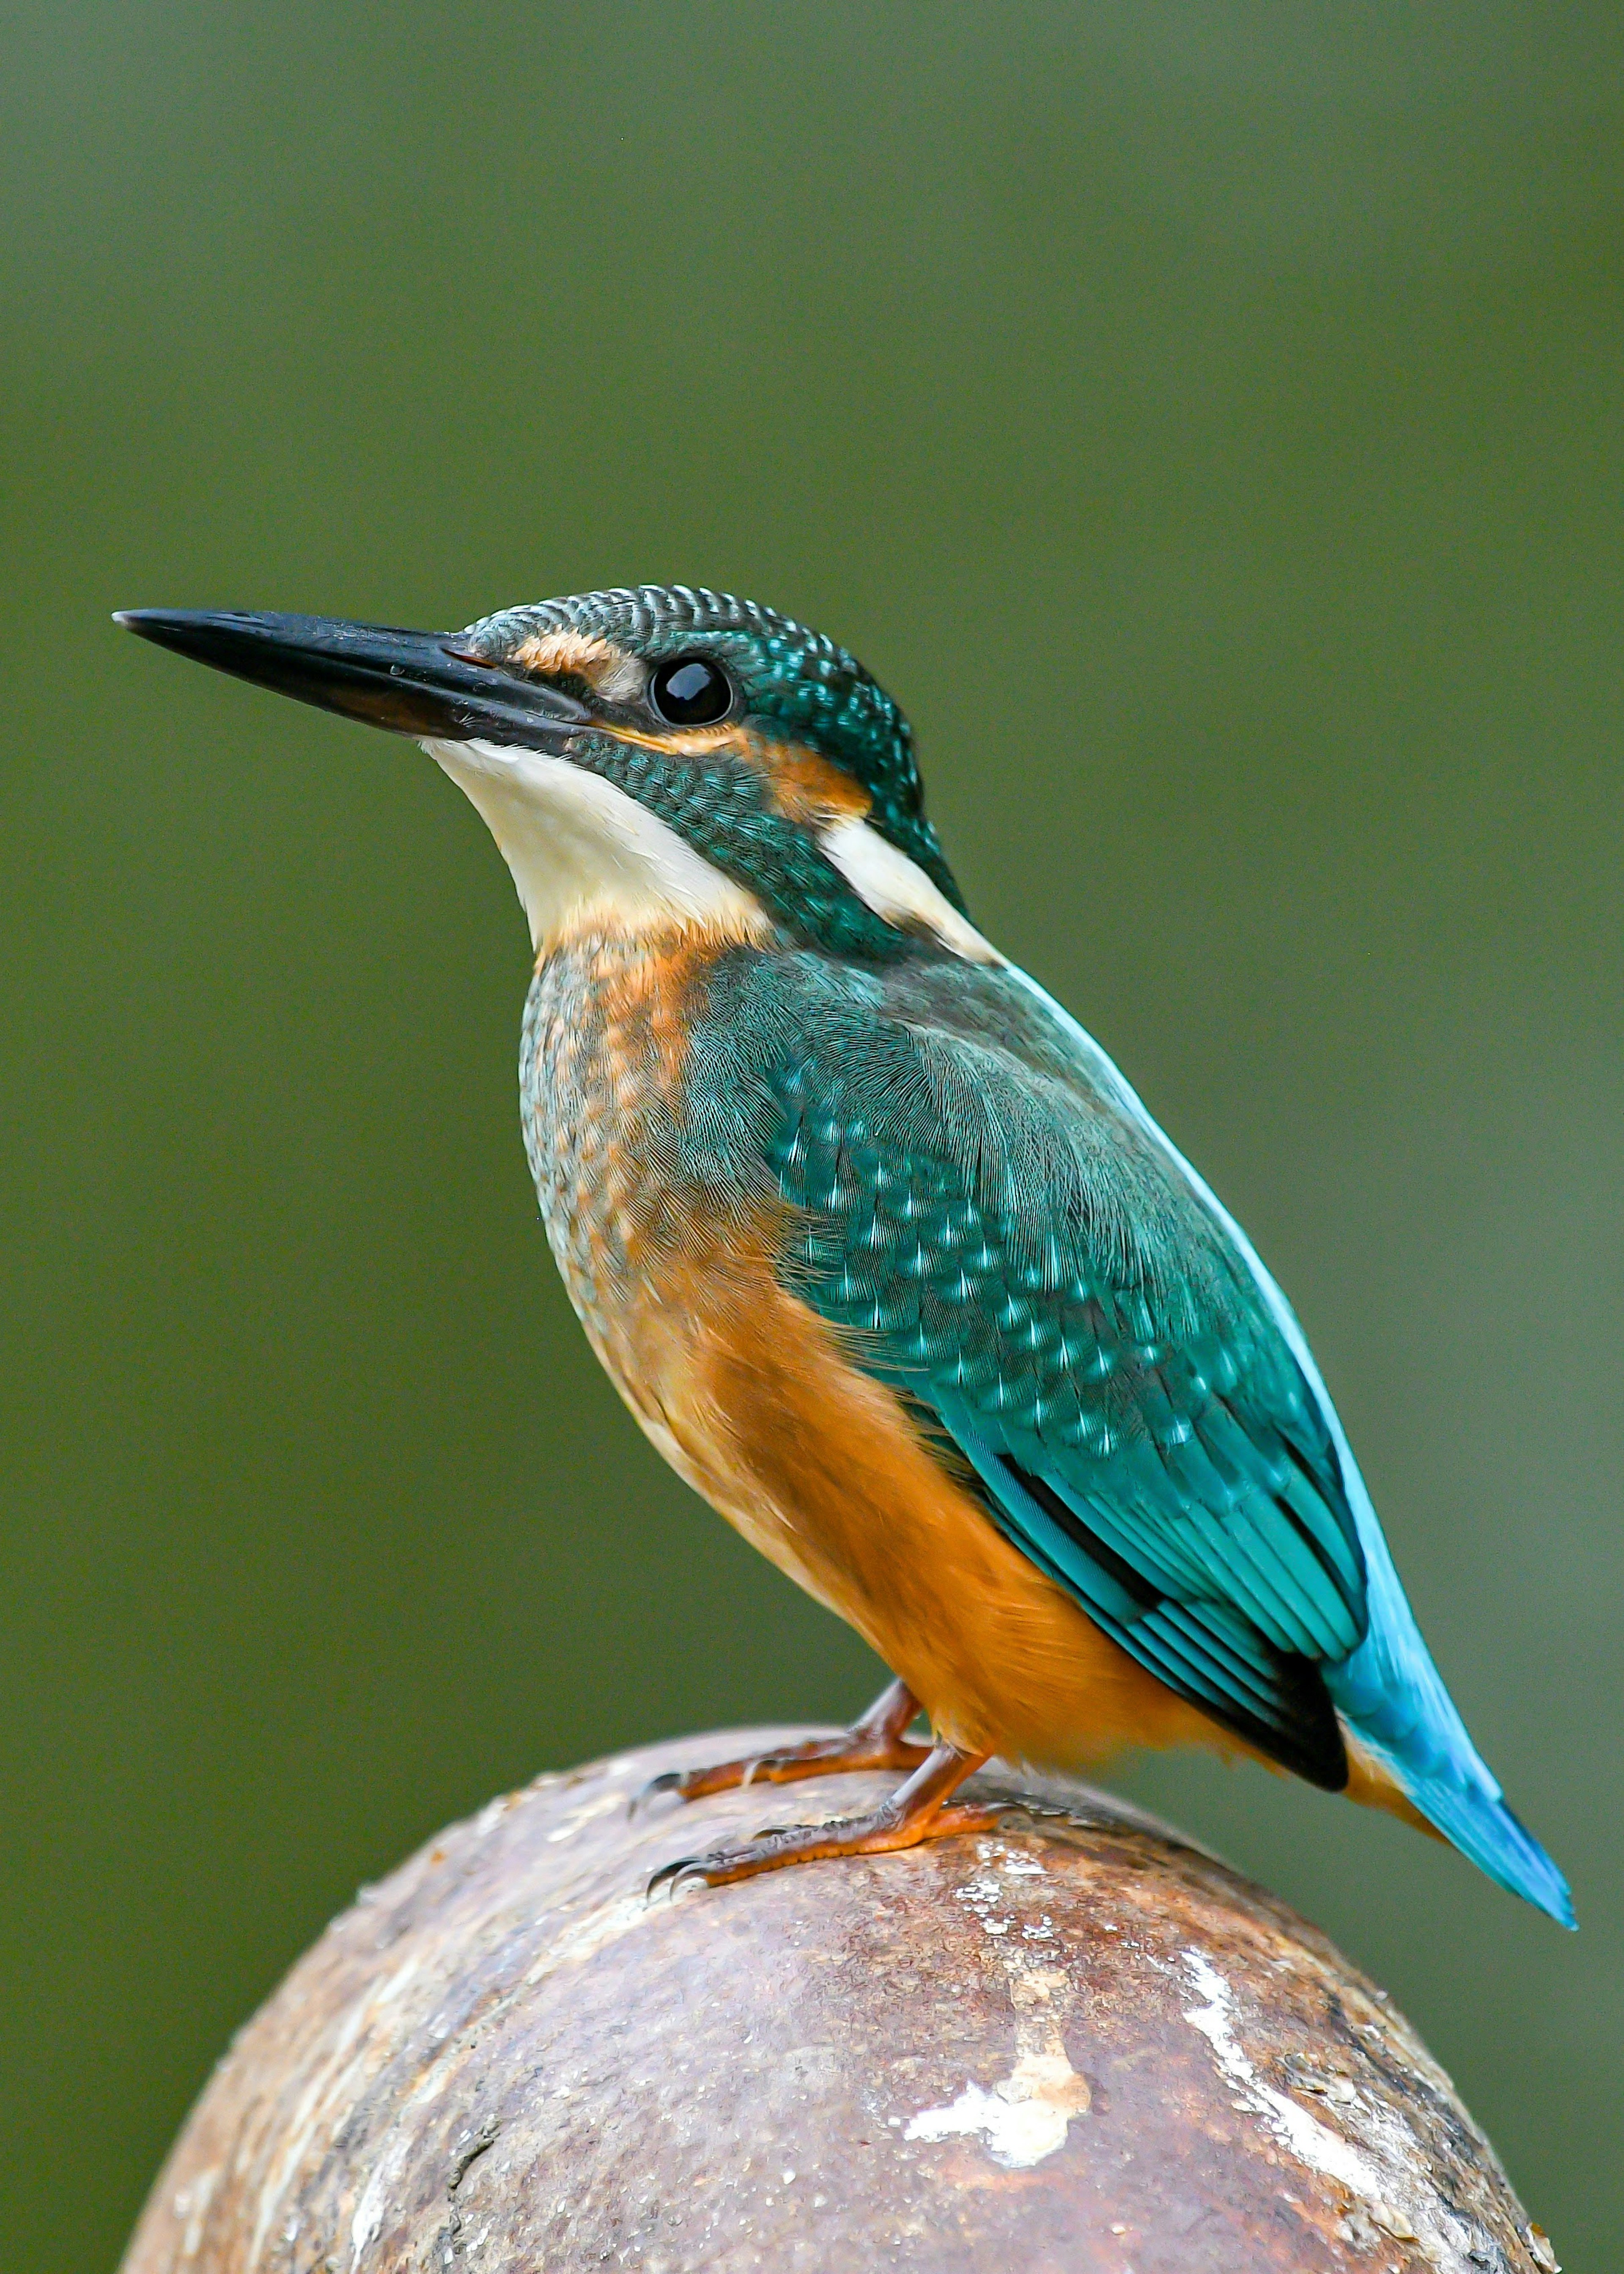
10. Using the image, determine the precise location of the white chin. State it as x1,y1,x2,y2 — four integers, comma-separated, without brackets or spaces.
422,738,768,949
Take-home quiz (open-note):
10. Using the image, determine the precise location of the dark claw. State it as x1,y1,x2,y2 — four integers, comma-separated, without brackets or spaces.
629,1769,685,1818
645,1854,713,1901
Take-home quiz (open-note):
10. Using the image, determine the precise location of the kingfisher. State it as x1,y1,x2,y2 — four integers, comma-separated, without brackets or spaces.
118,587,1572,1924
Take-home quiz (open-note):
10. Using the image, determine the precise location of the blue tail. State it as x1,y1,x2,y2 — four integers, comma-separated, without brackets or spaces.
1007,967,1576,1928
1326,1505,1575,1928
1404,1775,1575,1928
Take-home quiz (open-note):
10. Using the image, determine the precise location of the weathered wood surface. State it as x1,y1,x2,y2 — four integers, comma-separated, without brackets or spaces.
122,1729,1558,2274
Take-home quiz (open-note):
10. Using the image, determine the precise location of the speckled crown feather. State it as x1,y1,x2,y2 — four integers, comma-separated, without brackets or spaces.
462,585,962,909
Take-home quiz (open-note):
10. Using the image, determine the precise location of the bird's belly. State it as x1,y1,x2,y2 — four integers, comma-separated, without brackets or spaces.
664,1266,1226,1770
520,936,1220,1769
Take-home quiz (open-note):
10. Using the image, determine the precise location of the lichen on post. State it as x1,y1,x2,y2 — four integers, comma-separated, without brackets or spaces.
121,1731,1560,2274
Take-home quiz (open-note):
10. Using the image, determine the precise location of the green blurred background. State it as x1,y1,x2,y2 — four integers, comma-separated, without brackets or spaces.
2,3,1619,2265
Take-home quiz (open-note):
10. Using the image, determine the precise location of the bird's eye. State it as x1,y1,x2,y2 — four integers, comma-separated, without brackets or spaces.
649,654,733,727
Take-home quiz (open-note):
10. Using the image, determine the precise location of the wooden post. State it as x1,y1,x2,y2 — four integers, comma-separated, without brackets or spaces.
121,1731,1559,2273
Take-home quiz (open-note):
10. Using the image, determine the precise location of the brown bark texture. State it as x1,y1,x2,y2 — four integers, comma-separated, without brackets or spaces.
121,1729,1560,2274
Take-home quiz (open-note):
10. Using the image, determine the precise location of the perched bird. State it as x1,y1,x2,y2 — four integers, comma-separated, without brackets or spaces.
118,588,1572,1923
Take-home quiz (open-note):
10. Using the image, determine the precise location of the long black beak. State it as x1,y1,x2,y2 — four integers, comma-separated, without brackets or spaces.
114,609,593,746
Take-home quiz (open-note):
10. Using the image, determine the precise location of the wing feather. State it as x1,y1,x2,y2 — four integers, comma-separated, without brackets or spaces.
731,960,1369,1789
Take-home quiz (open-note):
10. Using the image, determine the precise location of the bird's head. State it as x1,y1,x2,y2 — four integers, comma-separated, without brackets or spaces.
118,587,990,964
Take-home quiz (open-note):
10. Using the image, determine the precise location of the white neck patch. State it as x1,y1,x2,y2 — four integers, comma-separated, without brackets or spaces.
423,738,766,950
817,814,1000,963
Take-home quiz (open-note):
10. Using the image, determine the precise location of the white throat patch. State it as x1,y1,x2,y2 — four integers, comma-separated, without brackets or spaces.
423,738,766,950
425,738,994,966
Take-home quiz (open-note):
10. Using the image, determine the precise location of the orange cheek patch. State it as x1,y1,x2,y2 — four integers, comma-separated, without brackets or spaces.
551,713,870,829
760,741,871,827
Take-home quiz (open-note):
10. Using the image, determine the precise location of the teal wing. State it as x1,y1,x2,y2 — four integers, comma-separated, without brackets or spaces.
709,955,1370,1787
674,946,1573,1920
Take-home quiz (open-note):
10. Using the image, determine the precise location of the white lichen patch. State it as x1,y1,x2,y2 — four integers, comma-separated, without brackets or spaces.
1182,1951,1377,2197
247,1953,431,2267
903,2045,1092,2169
171,2165,219,2261
1180,1950,1506,2273
523,1892,653,1984
544,1788,632,1844
905,1844,1089,2169
348,2134,411,2269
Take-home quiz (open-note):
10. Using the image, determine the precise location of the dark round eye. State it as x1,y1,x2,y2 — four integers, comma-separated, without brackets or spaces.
649,654,733,727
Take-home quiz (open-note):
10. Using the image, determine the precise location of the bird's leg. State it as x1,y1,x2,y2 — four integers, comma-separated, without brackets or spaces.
636,1676,931,1809
647,1740,999,1893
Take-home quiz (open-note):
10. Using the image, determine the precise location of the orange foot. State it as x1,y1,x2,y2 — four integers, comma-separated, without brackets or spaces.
647,1741,1000,1894
635,1676,932,1809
